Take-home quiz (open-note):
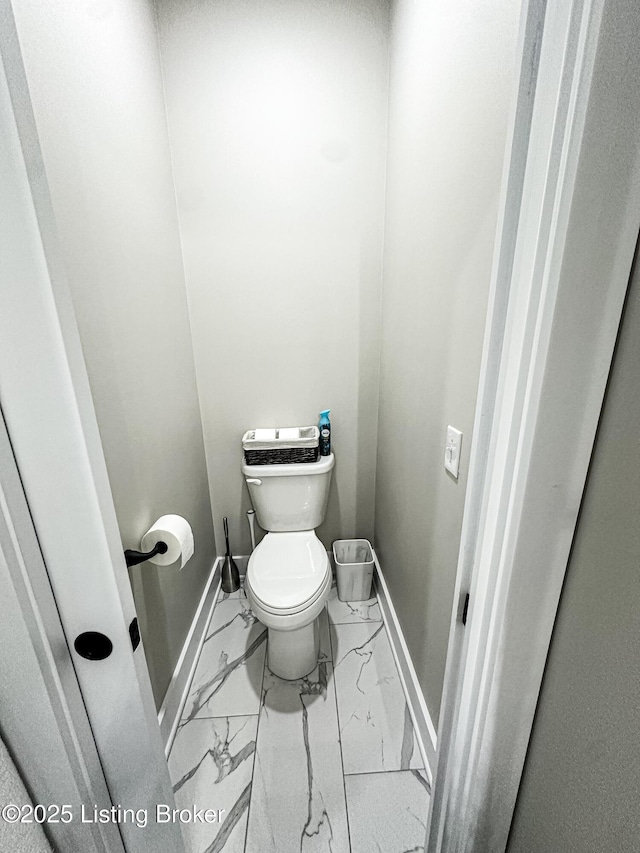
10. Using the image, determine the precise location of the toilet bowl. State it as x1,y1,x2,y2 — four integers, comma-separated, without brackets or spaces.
242,452,334,680
246,531,332,679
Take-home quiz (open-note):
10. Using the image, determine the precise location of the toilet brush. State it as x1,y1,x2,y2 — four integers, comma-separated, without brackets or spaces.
221,516,240,593
247,509,256,552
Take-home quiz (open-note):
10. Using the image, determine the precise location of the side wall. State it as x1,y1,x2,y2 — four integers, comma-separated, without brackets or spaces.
11,0,216,707
156,0,390,553
374,0,520,725
507,260,640,851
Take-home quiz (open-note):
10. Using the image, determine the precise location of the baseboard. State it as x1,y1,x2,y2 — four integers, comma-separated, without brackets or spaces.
157,556,222,755
232,554,249,577
373,550,437,782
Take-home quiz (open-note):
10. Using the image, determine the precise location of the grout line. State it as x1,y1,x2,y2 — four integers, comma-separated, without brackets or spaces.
343,768,426,778
243,612,268,853
328,605,353,853
182,712,260,722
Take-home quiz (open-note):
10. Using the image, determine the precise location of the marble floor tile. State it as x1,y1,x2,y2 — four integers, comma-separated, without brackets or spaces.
345,770,430,853
169,716,258,853
180,595,266,724
331,622,423,774
245,661,350,853
327,583,381,625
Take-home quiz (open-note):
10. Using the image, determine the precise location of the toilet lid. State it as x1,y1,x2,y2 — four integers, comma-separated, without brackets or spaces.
247,531,329,612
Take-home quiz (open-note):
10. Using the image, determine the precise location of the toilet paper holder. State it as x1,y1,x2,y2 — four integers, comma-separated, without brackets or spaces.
124,540,168,568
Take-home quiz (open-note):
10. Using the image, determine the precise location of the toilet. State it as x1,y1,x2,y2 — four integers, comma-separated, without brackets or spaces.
242,453,334,680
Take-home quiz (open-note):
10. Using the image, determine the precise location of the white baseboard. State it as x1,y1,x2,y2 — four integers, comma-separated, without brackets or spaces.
373,550,437,783
157,557,222,755
232,554,249,577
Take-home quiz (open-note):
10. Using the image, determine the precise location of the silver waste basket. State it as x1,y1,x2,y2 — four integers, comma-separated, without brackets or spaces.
332,539,374,602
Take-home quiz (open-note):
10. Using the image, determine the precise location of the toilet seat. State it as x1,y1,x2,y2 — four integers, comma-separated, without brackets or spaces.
247,531,330,614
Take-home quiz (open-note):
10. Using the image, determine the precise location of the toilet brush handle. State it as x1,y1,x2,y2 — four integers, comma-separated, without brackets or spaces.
223,516,231,556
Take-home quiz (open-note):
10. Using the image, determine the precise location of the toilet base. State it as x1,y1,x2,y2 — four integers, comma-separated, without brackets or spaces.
267,618,320,680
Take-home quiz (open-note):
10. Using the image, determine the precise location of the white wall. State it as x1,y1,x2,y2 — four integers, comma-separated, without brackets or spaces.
374,0,520,725
11,0,216,707
156,0,390,553
507,245,640,853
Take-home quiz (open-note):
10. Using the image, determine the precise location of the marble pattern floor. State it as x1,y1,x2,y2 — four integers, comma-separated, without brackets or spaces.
169,581,430,853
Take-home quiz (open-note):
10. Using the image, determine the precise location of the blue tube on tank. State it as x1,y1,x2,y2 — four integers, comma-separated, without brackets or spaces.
318,409,331,456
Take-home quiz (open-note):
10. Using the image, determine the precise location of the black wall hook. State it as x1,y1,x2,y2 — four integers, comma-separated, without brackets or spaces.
124,541,168,568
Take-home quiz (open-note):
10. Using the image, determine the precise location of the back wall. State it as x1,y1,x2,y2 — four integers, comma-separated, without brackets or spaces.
156,0,390,553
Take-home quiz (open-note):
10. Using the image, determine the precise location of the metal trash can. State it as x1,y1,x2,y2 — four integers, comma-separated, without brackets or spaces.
332,539,374,602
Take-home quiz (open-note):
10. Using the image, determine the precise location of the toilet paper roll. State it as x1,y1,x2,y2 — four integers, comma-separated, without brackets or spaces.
141,514,194,569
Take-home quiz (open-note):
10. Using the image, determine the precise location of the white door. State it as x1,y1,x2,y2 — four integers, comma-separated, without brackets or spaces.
0,408,125,853
0,22,184,853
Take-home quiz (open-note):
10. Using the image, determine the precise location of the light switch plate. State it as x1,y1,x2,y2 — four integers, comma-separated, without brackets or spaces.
445,425,463,479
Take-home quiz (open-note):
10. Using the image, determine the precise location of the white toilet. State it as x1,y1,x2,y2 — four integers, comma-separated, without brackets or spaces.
242,453,334,680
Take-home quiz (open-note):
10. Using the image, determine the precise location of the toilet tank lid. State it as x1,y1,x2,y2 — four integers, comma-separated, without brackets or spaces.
242,452,334,478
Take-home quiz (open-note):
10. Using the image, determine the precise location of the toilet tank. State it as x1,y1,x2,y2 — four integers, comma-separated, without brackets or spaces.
242,454,334,531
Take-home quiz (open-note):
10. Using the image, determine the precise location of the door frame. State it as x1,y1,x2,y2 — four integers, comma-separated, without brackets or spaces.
427,0,640,850
0,8,183,853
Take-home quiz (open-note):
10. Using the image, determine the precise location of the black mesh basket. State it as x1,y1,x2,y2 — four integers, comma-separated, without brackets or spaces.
244,446,319,465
